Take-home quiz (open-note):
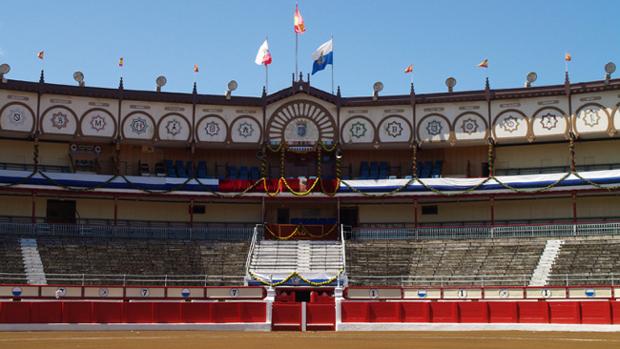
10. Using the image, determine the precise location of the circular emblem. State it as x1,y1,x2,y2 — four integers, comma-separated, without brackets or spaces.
386,121,403,138
350,121,368,139
205,121,220,136
51,112,69,130
457,289,467,298
426,120,443,136
56,287,67,297
165,119,182,136
181,288,191,298
140,288,150,297
369,289,379,299
461,118,479,135
417,289,427,298
90,114,107,132
11,287,22,297
585,289,596,297
500,115,520,133
238,122,254,138
7,108,25,126
540,113,559,131
229,288,240,297
130,117,149,135
98,287,109,297
499,289,509,298
541,289,552,298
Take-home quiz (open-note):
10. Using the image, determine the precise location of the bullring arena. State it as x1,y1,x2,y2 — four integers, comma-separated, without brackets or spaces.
2,1,620,348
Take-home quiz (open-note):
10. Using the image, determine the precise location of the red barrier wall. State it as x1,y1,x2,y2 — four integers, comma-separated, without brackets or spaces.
307,303,335,330
181,302,211,323
125,302,154,323
0,302,30,323
458,302,488,323
92,302,124,323
154,302,182,323
272,303,301,330
30,302,63,323
488,302,518,323
518,302,549,323
63,302,94,323
341,302,369,322
369,302,401,322
431,302,458,322
549,302,581,324
238,302,267,323
580,301,611,324
401,302,430,322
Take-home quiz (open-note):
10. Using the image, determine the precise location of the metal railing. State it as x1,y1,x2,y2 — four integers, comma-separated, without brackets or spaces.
348,272,620,287
351,222,620,240
0,272,246,286
0,222,254,241
244,225,261,281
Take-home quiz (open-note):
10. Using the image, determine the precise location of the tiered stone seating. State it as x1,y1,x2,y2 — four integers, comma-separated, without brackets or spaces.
346,238,546,286
548,236,620,285
36,237,249,285
0,237,26,283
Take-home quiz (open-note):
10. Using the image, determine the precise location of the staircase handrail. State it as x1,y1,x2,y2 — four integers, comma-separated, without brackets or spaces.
244,224,260,280
340,224,347,275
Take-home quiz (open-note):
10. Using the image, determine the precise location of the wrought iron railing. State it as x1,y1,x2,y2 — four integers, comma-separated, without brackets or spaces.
351,222,620,240
0,272,245,286
0,222,254,241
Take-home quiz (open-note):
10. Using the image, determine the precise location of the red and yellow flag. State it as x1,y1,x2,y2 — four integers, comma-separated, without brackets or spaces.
193,64,199,73
37,51,44,60
404,64,413,74
477,58,489,68
118,57,124,67
565,52,572,62
294,4,306,34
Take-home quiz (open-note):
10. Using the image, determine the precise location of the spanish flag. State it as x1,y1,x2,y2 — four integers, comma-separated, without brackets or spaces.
404,64,413,74
193,64,199,73
37,51,44,60
294,4,306,34
118,57,124,67
565,52,572,62
477,58,489,68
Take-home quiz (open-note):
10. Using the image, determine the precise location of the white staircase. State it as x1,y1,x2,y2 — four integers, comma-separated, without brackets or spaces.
20,238,47,285
246,225,346,285
529,239,564,286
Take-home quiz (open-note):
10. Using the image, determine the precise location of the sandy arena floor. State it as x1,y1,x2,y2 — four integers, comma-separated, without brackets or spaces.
1,331,620,349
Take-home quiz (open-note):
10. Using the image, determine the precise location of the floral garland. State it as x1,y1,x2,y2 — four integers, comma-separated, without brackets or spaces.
249,269,343,287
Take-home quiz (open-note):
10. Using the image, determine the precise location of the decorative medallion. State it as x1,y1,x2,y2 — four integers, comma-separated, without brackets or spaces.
350,121,367,138
165,119,182,136
238,121,254,138
296,120,308,137
51,112,69,130
205,121,220,136
582,108,601,127
500,115,520,133
90,114,106,132
540,113,558,130
130,117,149,135
7,108,25,126
386,120,403,137
426,120,443,136
460,118,479,135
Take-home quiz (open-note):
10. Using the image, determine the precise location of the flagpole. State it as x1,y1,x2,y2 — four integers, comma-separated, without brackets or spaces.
265,64,269,94
330,35,334,94
295,33,299,79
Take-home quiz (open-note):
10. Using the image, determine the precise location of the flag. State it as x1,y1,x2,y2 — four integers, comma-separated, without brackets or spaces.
565,52,572,62
37,51,44,60
118,57,124,67
193,64,199,73
294,4,306,34
311,39,333,75
477,58,488,68
404,64,413,74
255,40,272,65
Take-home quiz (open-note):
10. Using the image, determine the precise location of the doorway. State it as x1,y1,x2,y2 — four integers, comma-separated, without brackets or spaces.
46,200,76,224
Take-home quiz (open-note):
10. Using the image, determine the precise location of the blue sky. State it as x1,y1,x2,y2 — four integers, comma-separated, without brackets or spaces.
1,0,619,97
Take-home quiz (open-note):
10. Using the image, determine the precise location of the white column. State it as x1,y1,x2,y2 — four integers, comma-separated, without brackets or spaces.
301,301,307,332
265,286,275,327
334,286,344,331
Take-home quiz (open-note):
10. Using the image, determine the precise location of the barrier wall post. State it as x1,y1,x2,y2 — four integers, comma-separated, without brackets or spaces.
334,286,343,331
265,286,275,326
301,301,307,331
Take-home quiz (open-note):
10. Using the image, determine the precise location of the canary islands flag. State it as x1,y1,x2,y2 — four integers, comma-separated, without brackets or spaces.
311,39,333,75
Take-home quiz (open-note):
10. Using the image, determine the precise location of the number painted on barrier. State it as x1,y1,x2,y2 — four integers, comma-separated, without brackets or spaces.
457,289,467,298
182,288,191,298
229,288,239,297
369,289,379,299
541,289,552,298
140,288,150,297
98,287,109,297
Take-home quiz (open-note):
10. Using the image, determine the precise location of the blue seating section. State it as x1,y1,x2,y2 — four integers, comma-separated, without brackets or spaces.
226,165,261,180
417,160,443,178
358,161,390,179
162,160,260,180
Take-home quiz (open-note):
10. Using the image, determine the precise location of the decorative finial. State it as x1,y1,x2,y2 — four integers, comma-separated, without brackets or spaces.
118,77,124,90
410,82,415,95
336,86,341,98
299,71,303,82
485,77,490,90
262,86,267,98
564,71,570,85
192,82,197,95
39,70,45,83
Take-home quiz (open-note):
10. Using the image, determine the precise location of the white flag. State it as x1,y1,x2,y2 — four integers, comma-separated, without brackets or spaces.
255,40,272,65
